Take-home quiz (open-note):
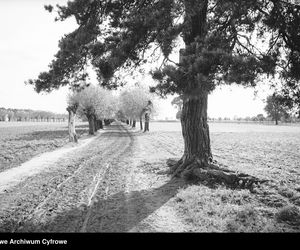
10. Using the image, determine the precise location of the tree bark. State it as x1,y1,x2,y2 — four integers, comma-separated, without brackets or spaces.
144,113,150,132
87,114,96,135
99,120,103,129
95,119,102,131
66,104,78,143
140,116,143,130
132,120,136,128
181,93,211,165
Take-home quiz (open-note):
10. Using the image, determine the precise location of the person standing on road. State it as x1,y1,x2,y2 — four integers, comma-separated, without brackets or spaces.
141,100,153,132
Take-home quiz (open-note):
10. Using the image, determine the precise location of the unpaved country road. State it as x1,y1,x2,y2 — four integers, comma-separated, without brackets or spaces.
0,122,188,232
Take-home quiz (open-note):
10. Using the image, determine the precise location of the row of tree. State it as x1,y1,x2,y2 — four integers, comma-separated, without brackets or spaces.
0,108,67,122
117,87,154,131
66,85,154,142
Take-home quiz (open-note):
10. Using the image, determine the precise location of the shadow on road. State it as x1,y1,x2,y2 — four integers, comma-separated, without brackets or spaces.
0,177,184,232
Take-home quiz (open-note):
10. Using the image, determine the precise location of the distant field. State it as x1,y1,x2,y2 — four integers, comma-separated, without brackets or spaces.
150,121,300,133
0,122,88,172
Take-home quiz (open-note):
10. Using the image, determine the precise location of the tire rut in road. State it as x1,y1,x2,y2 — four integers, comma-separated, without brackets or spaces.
78,125,136,232
25,124,134,232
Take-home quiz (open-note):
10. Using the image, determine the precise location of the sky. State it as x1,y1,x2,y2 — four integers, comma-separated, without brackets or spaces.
0,0,273,119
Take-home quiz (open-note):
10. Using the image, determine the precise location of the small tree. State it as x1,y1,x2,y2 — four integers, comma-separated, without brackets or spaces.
264,93,289,125
256,114,265,122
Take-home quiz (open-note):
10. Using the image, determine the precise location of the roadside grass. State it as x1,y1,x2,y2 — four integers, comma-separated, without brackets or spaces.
173,184,300,232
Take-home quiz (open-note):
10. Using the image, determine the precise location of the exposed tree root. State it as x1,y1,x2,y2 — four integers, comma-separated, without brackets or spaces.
166,158,268,190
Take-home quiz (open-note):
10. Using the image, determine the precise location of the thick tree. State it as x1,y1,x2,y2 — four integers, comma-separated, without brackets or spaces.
27,0,300,187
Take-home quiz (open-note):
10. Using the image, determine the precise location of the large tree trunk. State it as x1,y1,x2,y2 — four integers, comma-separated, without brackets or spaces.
87,114,96,135
143,113,150,132
66,105,78,143
95,119,102,131
181,93,212,165
99,120,103,129
168,92,266,188
132,120,136,128
140,116,143,131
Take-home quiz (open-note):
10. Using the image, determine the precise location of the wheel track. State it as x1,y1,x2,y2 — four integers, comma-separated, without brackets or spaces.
79,124,135,232
24,133,120,220
28,123,134,231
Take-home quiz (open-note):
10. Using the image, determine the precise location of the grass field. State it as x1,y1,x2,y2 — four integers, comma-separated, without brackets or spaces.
146,121,300,231
0,122,88,173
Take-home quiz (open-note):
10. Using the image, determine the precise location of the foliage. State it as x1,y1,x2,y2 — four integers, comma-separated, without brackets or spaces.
119,87,153,120
68,85,116,120
264,93,290,122
171,96,183,120
26,0,300,99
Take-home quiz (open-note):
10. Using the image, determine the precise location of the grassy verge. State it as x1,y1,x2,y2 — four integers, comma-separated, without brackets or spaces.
173,184,300,232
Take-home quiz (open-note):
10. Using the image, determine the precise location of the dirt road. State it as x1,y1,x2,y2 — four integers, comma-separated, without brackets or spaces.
0,122,188,232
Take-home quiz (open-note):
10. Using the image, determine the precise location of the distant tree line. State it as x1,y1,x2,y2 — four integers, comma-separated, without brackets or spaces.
172,94,300,125
0,108,67,122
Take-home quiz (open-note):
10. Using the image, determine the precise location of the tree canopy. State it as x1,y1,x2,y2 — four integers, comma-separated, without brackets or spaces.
119,87,153,121
27,0,300,101
68,84,115,120
264,93,289,124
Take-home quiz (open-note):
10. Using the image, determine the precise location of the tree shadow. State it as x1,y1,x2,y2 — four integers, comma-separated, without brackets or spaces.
0,178,185,233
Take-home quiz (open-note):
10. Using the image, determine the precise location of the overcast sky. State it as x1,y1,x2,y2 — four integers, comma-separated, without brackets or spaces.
0,0,272,119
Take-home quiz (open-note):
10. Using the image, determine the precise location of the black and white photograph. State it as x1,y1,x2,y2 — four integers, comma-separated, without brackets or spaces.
0,0,300,244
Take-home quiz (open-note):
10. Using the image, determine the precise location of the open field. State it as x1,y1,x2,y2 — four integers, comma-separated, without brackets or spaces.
0,121,299,232
0,122,88,173
148,122,300,231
